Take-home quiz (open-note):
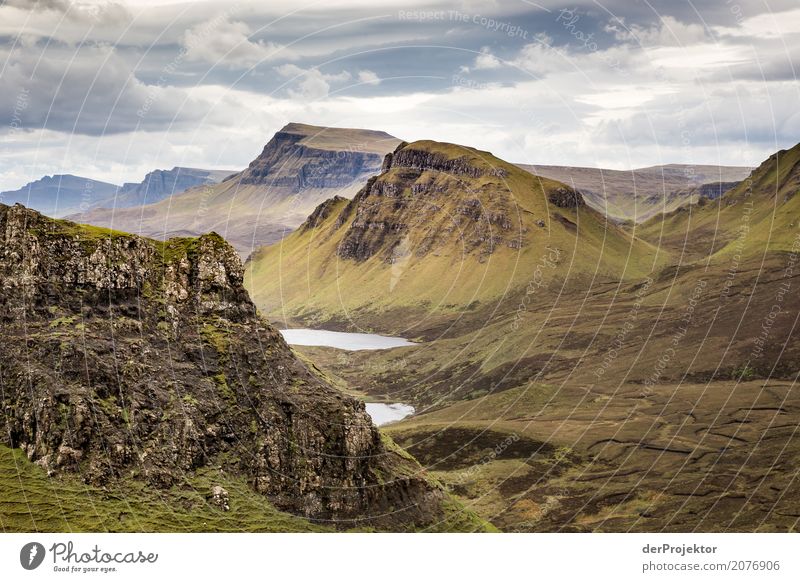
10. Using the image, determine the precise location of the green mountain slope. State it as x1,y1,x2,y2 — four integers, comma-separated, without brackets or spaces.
246,140,664,331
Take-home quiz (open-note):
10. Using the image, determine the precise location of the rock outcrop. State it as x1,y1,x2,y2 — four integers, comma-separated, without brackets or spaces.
547,186,585,209
327,141,526,262
0,203,447,529
239,123,399,188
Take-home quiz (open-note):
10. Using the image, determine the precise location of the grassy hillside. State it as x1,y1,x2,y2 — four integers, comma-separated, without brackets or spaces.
517,163,751,223
638,142,800,261
246,140,666,332
253,141,800,532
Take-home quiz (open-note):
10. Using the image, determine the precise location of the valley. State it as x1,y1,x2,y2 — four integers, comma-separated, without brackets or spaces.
244,137,800,532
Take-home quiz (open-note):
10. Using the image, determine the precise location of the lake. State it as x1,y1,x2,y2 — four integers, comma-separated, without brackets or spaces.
279,328,415,351
279,328,416,425
365,403,415,426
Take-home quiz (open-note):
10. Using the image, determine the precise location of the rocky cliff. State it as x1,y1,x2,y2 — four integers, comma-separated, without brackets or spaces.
329,140,566,262
109,167,235,208
0,203,455,529
73,123,402,257
239,124,396,189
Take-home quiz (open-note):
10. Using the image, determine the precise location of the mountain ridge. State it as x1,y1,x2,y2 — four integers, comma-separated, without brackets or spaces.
75,123,402,256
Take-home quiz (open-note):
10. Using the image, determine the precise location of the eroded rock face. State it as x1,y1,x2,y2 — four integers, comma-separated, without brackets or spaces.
547,187,586,209
0,203,445,528
330,145,524,262
238,130,386,189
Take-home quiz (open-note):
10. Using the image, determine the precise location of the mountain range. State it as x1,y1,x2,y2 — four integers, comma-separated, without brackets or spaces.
2,120,798,533
243,137,800,532
0,167,233,218
75,123,401,256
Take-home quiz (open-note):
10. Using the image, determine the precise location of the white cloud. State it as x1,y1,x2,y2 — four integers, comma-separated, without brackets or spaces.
183,18,291,68
275,64,351,100
473,47,503,70
358,70,381,85
606,16,708,47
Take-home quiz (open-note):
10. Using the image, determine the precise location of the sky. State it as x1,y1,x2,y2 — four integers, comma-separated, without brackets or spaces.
0,0,798,190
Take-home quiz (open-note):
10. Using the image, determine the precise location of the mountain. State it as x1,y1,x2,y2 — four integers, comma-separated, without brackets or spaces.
0,202,489,532
75,123,402,256
107,167,236,208
246,142,800,532
516,163,752,223
245,139,662,331
0,174,119,217
638,142,800,260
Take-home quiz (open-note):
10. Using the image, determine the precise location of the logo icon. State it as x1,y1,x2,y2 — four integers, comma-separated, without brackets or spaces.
20,542,46,570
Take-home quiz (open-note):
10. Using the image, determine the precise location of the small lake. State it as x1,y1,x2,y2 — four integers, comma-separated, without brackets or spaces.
279,328,415,351
365,403,415,426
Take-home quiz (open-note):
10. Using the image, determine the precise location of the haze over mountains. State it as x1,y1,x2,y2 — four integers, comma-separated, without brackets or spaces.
1,167,233,219
0,174,119,218
77,123,401,256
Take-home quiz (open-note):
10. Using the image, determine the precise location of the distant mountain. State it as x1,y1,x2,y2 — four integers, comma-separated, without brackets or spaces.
516,163,752,223
106,167,236,208
0,174,119,217
76,123,402,256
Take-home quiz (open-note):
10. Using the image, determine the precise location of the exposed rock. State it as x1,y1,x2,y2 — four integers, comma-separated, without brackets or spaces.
239,124,396,188
0,203,448,529
209,485,230,511
547,186,586,209
329,143,524,263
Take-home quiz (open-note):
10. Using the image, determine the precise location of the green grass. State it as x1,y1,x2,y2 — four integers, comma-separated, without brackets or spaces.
0,446,330,533
245,139,666,326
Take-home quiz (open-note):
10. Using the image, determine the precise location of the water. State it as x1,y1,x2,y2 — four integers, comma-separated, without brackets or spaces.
365,403,415,426
279,328,416,425
279,328,415,351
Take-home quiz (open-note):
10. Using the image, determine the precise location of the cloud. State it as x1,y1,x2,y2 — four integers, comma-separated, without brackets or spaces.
358,69,381,85
276,64,351,100
606,16,708,47
471,46,503,70
0,44,211,136
183,17,292,68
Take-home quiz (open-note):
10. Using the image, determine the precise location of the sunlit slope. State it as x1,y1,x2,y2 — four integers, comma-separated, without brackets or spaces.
638,142,800,261
246,140,665,326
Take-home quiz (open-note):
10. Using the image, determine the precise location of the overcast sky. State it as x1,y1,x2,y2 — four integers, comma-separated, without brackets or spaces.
0,0,798,190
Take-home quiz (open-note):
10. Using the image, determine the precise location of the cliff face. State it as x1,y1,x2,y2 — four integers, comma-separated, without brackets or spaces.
238,124,397,189
0,203,446,528
328,141,552,263
111,167,234,208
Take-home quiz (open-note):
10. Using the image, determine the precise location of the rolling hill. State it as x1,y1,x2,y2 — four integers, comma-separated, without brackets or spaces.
517,163,752,223
77,123,401,257
247,141,800,532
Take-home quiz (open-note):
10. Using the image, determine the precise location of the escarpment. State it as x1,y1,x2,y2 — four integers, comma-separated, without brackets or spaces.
327,141,529,263
0,203,450,529
238,123,398,188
